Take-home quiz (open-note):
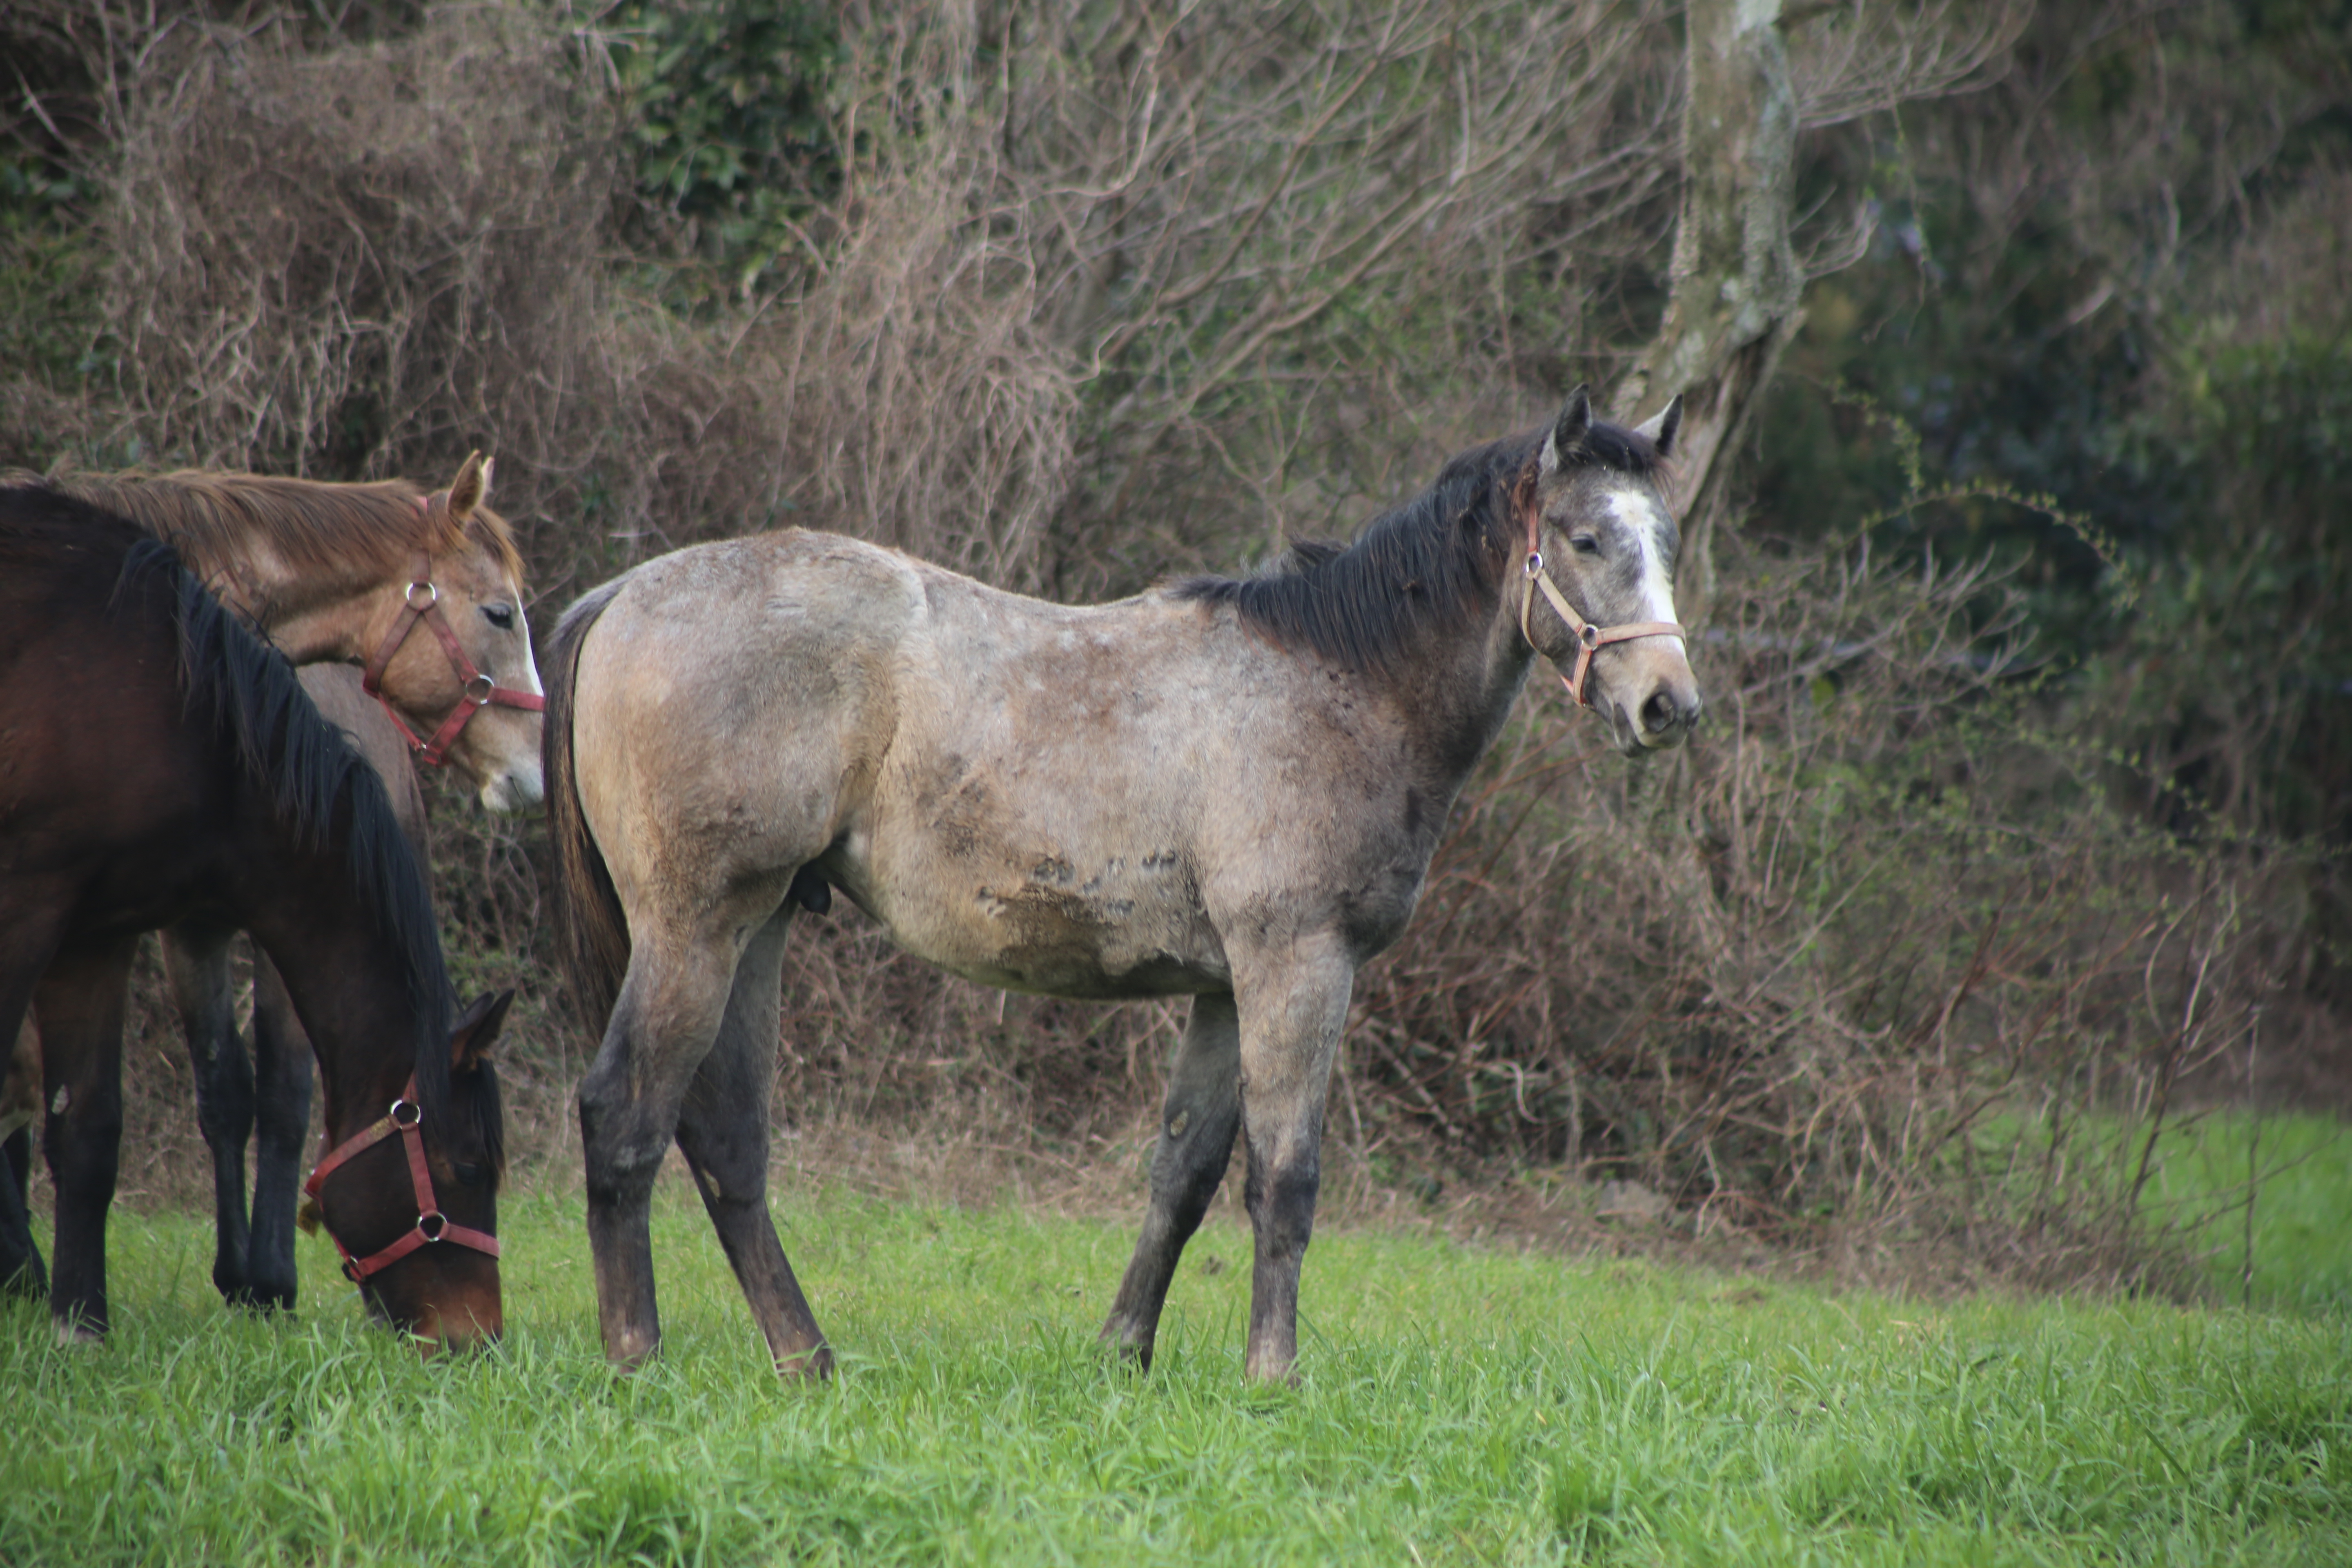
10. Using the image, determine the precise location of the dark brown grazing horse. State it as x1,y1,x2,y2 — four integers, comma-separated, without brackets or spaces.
0,460,536,1311
544,388,1696,1381
0,483,509,1346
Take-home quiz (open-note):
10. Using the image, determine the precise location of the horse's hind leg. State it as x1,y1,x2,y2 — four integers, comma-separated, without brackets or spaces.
163,922,258,1307
245,950,313,1312
1101,991,1242,1371
579,924,758,1368
674,911,831,1379
37,939,135,1342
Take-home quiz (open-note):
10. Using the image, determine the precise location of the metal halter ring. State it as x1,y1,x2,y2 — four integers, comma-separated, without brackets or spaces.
1524,551,1544,577
462,672,497,704
416,1212,448,1243
390,1096,422,1129
404,580,439,610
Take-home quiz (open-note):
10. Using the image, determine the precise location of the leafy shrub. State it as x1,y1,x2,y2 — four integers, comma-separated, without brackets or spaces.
606,0,844,298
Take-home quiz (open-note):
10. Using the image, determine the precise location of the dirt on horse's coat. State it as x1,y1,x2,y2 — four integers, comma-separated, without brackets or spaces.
546,388,1699,1381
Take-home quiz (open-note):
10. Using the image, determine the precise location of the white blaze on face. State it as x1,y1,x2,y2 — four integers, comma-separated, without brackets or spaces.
1607,486,1686,651
515,597,547,697
477,586,548,811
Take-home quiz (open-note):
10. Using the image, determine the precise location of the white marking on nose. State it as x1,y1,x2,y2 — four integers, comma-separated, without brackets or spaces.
1606,488,1685,649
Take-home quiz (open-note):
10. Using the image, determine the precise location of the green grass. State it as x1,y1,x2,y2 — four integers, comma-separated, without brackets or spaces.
4,1174,2349,1566
2147,1111,2352,1316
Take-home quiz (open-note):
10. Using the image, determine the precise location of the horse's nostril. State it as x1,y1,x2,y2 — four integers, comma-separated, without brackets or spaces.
1642,692,1677,733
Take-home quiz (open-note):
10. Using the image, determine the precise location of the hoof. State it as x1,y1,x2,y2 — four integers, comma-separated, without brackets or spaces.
606,1330,660,1372
776,1343,835,1382
1097,1317,1156,1372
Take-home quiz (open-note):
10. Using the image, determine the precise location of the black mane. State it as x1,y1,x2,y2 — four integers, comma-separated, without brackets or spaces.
1173,416,1664,671
2,483,470,1154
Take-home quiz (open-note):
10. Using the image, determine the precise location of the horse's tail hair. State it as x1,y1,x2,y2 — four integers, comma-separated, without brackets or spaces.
543,577,634,1039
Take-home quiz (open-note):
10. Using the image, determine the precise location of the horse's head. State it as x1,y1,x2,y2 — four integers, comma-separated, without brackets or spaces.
362,454,546,811
1518,386,1702,755
311,991,511,1352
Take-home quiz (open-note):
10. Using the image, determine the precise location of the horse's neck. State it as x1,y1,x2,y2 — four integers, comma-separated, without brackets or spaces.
203,548,390,666
234,829,423,1134
1384,601,1540,796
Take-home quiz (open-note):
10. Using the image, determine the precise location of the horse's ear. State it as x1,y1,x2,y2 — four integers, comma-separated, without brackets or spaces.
450,988,515,1071
1541,385,1593,477
445,452,491,521
1634,394,1683,459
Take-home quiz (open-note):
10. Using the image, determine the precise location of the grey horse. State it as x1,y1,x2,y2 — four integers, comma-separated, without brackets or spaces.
543,387,1698,1382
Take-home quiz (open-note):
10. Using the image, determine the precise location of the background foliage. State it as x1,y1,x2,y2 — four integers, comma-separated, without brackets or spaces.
1,0,2343,1286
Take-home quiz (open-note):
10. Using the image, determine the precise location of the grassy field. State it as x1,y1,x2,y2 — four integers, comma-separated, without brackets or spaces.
2149,1112,2352,1317
4,1132,2350,1567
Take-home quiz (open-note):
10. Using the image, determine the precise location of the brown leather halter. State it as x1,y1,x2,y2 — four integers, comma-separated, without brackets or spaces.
301,1075,500,1283
1516,482,1684,708
360,497,544,767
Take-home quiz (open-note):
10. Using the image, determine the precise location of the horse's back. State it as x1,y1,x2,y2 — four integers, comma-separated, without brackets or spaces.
0,490,227,906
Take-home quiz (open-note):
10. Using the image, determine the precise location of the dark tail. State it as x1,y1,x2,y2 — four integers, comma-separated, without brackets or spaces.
543,577,634,1039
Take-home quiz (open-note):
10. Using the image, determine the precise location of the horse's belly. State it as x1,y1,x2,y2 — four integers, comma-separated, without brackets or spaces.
849,852,1227,1000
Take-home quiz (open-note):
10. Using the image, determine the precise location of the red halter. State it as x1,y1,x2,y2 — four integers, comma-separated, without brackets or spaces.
360,501,543,766
301,1075,500,1283
1517,485,1684,707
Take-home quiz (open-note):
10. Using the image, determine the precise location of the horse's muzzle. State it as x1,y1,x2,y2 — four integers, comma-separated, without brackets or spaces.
1613,680,1702,754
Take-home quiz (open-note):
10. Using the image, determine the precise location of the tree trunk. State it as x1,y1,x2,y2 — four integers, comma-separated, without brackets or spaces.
1616,0,1806,624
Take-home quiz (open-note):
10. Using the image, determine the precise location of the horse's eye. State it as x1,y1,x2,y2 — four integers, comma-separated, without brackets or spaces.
481,604,514,630
1570,534,1601,556
454,1162,485,1187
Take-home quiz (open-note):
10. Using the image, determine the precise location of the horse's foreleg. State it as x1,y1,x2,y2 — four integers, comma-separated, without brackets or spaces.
36,940,135,1342
674,912,831,1379
1233,943,1354,1383
578,933,741,1369
162,923,255,1307
0,1121,41,1301
0,1016,46,1299
1101,991,1242,1370
246,951,313,1312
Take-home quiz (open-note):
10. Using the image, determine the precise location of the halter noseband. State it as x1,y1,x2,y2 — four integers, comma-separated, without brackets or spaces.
1516,481,1684,707
360,495,544,767
301,1075,500,1283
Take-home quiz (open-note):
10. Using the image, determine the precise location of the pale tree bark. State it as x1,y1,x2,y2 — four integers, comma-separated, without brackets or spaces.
1616,0,1806,625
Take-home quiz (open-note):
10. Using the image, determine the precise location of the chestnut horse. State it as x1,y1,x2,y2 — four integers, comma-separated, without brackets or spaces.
0,458,538,1310
544,388,1697,1381
0,484,510,1345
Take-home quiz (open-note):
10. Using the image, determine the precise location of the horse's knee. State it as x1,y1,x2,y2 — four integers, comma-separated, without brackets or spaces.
1243,1147,1321,1260
577,1078,671,1197
192,1065,254,1149
1149,1098,1237,1207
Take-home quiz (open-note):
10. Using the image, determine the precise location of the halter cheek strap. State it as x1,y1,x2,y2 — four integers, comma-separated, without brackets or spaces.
360,496,544,767
1517,486,1684,708
301,1075,500,1283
